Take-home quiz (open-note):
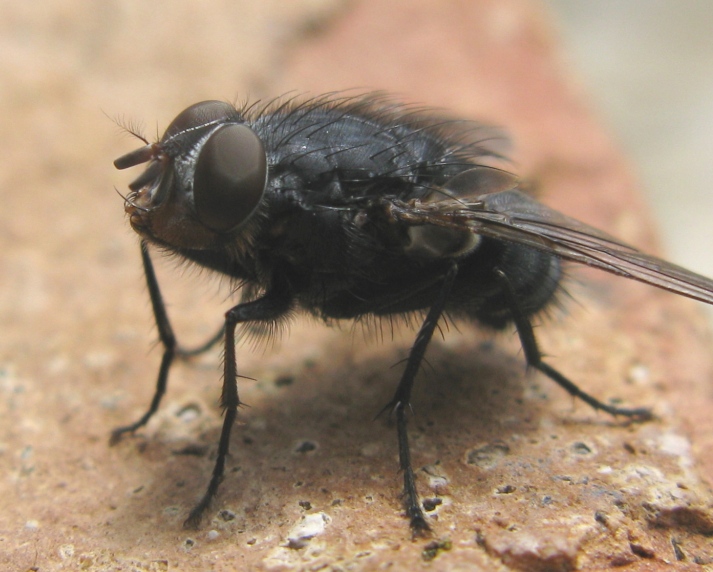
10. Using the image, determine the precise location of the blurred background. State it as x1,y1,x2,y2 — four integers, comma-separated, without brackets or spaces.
546,0,713,277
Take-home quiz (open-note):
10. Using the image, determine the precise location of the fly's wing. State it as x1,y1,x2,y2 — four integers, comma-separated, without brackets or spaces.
390,167,713,306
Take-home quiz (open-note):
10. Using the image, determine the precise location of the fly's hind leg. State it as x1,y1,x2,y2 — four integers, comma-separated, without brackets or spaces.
493,268,652,420
378,263,459,536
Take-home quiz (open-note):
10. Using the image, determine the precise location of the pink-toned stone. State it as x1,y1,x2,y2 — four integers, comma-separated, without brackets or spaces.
1,0,711,570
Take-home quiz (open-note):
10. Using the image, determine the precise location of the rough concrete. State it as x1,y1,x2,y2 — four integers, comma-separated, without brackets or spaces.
1,1,712,570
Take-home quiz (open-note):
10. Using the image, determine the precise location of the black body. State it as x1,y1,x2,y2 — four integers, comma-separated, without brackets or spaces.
160,96,559,328
112,94,713,534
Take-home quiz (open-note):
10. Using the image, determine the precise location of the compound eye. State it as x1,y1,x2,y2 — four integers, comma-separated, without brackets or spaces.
163,100,235,140
193,124,267,233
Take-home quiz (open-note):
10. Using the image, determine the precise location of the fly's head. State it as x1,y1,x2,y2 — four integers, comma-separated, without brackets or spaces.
114,100,268,250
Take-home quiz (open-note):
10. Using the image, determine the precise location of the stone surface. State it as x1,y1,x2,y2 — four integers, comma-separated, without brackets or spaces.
1,0,712,570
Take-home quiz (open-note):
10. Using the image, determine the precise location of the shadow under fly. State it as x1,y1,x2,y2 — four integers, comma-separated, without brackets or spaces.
111,93,713,535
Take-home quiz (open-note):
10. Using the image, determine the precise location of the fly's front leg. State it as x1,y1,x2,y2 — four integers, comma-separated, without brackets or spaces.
379,263,458,536
493,268,651,420
111,241,225,445
183,280,294,529
176,325,225,358
111,240,180,444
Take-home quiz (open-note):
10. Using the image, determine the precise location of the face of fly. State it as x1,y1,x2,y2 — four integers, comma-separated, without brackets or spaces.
114,101,268,251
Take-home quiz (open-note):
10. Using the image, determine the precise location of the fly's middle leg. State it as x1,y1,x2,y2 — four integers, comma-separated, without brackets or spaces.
379,263,458,536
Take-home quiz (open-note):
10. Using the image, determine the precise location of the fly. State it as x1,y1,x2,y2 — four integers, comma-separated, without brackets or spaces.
112,93,713,534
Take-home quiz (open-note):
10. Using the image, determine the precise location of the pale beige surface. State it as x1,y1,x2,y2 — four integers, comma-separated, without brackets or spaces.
546,1,713,280
1,1,712,570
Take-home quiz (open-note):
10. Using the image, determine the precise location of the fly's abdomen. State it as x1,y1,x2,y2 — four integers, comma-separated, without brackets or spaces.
456,239,562,329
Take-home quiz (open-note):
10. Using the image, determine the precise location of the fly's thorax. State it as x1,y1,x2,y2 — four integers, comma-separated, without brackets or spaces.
116,101,269,251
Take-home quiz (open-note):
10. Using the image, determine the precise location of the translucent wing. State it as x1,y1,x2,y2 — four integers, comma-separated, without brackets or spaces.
388,167,713,305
